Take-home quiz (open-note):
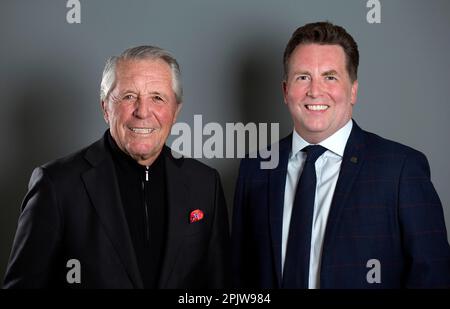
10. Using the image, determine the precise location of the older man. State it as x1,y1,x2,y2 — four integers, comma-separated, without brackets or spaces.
232,22,450,288
4,46,230,288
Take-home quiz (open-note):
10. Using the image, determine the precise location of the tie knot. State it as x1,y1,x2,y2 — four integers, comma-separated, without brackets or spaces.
302,145,327,163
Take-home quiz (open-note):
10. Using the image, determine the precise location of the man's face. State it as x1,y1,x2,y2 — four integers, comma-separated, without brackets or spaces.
102,58,181,165
283,43,358,144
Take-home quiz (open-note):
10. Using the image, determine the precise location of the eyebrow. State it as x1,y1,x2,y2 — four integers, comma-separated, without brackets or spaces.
322,70,338,76
294,70,311,76
148,91,164,95
119,90,166,97
292,69,339,76
147,91,167,98
119,89,138,95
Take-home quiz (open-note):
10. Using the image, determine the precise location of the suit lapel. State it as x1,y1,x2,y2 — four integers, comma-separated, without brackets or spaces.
321,121,366,274
268,135,292,287
82,135,143,288
158,148,190,288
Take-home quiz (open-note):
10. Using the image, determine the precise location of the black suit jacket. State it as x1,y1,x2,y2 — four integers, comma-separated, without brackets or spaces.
232,121,450,288
3,132,231,288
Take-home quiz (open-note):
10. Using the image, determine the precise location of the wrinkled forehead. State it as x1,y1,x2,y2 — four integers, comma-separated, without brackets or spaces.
113,59,173,90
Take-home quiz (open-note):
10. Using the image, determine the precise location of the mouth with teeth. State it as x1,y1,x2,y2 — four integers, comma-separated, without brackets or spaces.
305,104,329,111
129,127,157,134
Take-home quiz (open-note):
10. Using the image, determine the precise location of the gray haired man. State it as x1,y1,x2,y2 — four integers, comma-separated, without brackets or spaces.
4,46,231,288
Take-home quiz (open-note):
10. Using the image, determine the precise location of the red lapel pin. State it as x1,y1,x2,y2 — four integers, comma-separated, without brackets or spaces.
190,209,204,223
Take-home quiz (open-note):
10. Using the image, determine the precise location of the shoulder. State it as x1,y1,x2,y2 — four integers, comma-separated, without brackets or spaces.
235,134,291,180
362,129,427,161
358,128,432,179
37,137,106,182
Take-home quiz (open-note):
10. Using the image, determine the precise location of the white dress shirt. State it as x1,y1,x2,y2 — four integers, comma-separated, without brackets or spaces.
281,120,353,289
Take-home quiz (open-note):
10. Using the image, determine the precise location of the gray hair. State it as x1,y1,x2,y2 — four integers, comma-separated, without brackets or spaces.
100,45,183,103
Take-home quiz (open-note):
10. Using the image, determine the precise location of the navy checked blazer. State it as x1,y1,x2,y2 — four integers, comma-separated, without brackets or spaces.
232,121,450,288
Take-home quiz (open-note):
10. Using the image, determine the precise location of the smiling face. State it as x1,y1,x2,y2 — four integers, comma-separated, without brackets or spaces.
283,43,358,144
102,58,181,166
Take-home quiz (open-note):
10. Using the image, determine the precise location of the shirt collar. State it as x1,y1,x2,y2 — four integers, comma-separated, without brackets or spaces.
291,119,353,158
107,129,166,173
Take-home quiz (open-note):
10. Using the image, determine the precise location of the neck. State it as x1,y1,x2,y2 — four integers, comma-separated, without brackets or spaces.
295,129,328,145
133,149,163,167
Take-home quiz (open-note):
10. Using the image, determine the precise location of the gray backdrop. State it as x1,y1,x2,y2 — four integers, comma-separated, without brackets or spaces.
1,0,450,280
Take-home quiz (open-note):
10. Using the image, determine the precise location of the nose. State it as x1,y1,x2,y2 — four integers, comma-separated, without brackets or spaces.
132,97,152,119
307,78,322,98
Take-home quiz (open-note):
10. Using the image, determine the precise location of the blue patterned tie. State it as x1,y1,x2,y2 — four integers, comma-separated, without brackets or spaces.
282,145,327,288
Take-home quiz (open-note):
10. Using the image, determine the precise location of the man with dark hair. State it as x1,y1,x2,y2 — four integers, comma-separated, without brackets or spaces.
232,21,450,288
4,45,231,288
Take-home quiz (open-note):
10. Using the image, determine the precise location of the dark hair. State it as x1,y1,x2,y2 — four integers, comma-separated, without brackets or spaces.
283,21,359,82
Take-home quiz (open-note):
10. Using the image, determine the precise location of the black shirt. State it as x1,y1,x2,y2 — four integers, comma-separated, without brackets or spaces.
107,131,167,288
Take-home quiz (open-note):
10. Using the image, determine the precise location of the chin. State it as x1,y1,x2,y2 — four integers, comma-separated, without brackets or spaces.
303,123,327,133
130,144,160,158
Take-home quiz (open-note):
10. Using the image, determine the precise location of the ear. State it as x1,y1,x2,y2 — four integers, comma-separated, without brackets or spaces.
173,103,183,124
101,100,109,124
282,80,288,105
350,80,358,105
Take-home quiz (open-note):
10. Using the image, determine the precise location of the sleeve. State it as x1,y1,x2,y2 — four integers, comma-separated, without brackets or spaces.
205,169,231,288
398,152,450,288
3,167,63,288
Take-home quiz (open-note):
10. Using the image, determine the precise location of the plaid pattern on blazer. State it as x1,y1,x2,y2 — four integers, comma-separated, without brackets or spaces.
232,121,450,288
